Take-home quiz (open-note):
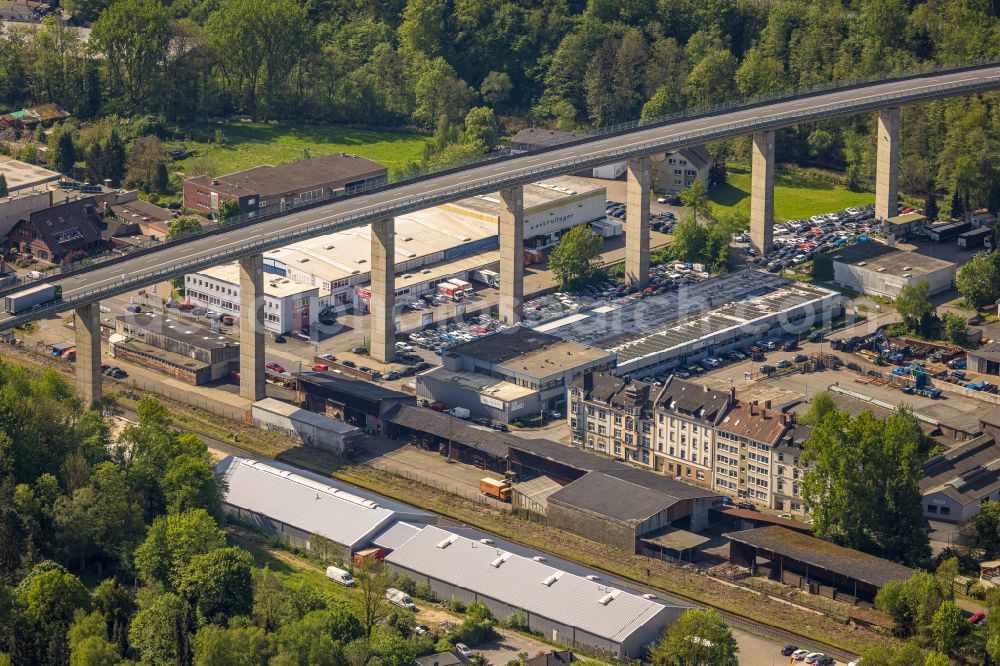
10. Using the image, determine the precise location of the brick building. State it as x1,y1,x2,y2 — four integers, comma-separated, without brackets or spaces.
8,197,108,263
182,153,388,217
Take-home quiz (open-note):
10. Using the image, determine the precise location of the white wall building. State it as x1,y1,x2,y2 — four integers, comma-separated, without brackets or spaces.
832,242,956,298
185,263,321,334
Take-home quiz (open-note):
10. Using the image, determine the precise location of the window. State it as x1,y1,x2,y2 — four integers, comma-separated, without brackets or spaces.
614,414,622,425
614,444,621,455
940,506,951,516
696,471,704,481
927,505,938,514
614,429,622,440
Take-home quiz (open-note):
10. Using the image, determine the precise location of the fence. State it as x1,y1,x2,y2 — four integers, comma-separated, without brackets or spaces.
365,457,513,512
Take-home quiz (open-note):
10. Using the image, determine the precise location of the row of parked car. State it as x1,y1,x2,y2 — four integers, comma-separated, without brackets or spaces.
748,204,882,272
407,314,512,352
780,645,835,665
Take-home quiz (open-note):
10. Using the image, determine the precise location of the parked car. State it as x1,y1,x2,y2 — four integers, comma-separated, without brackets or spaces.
125,304,141,313
969,611,986,624
455,644,473,659
780,645,798,657
792,354,808,363
776,359,792,369
317,353,337,362
352,346,369,355
273,334,286,343
266,362,285,373
312,364,328,372
341,360,356,368
384,371,401,381
736,502,756,511
221,314,235,325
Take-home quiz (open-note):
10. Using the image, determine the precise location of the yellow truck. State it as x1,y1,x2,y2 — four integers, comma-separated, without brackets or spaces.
479,477,511,502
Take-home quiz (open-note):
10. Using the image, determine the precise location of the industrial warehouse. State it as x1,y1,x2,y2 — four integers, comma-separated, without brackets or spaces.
256,176,605,311
384,525,684,658
540,271,844,377
216,456,436,559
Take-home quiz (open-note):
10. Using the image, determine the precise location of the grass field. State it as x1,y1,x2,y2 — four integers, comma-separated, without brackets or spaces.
709,165,874,221
173,121,433,178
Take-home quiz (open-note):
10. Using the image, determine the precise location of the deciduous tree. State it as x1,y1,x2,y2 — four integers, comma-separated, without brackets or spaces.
649,608,738,666
548,224,604,290
895,280,935,334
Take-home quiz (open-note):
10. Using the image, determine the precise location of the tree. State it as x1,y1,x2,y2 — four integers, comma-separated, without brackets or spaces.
179,546,254,624
971,501,1000,559
670,216,708,263
479,72,512,108
192,624,275,666
133,508,226,588
548,224,604,290
217,199,241,223
275,610,358,666
0,174,7,198
895,280,935,334
682,49,737,108
162,452,223,518
463,107,498,152
68,609,120,666
128,592,190,666
924,191,939,221
943,312,968,347
649,608,738,666
930,600,965,654
49,127,78,174
166,217,203,242
14,562,93,665
800,392,837,426
876,570,945,636
955,253,1000,310
90,0,172,112
125,135,168,193
92,578,135,656
802,407,930,564
950,189,965,219
355,557,391,636
100,131,127,186
812,253,833,281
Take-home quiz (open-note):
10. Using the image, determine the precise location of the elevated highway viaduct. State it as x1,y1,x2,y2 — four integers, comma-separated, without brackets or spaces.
4,63,1000,404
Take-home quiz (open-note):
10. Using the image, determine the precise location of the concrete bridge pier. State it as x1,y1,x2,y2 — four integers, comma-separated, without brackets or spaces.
749,130,776,255
499,186,524,324
875,107,900,221
370,217,396,363
239,254,266,401
75,303,102,407
625,156,651,288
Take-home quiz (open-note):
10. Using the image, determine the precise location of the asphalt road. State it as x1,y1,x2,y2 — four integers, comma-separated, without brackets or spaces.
5,63,1000,330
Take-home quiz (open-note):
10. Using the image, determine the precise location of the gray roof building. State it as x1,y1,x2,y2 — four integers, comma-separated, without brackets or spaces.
216,456,435,556
920,435,1000,522
384,525,683,658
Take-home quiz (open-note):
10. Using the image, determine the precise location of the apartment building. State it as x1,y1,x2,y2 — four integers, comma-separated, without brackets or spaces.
568,372,808,505
567,373,734,489
715,401,792,508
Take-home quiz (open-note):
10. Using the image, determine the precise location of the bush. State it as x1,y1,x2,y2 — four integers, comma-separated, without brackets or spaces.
448,599,466,613
501,609,527,630
434,638,454,653
414,582,436,602
394,576,417,596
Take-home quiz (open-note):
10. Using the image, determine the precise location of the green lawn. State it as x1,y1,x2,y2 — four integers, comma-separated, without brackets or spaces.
709,166,874,221
173,122,433,178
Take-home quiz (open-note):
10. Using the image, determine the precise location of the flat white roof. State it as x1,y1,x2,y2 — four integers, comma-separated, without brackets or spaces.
386,525,677,644
194,263,318,298
217,456,434,548
264,208,497,284
442,176,604,217
0,156,61,191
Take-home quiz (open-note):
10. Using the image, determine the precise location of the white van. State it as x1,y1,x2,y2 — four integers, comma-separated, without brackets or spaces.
325,566,355,587
386,587,417,610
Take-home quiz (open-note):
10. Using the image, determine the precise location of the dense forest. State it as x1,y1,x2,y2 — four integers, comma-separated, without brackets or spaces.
1,0,999,206
0,362,453,665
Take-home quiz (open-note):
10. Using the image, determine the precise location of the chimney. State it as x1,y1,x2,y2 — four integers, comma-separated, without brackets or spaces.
623,375,631,385
730,387,736,403
764,400,772,410
703,384,709,393
749,403,756,416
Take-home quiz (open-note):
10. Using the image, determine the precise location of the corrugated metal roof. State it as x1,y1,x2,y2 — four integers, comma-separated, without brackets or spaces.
386,526,677,643
371,521,425,550
218,456,422,548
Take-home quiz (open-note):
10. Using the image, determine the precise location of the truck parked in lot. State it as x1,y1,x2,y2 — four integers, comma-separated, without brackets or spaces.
386,587,417,611
472,269,499,287
4,283,62,314
479,477,511,502
436,281,464,300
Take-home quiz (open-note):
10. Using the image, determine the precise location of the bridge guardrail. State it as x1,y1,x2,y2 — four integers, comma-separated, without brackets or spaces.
5,59,998,297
